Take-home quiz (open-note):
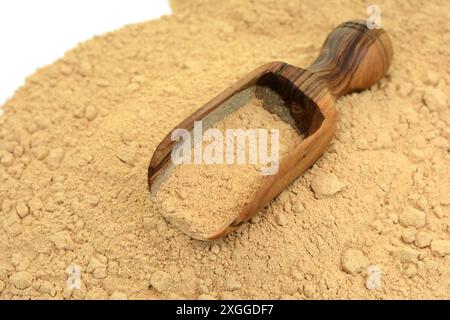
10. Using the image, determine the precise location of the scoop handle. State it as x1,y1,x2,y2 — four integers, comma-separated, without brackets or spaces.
307,20,393,98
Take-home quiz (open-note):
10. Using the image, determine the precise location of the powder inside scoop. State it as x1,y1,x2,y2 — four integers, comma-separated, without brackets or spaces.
155,86,303,239
1,0,448,300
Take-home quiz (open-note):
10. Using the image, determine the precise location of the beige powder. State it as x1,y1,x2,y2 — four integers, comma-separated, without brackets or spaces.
156,87,303,239
0,0,449,300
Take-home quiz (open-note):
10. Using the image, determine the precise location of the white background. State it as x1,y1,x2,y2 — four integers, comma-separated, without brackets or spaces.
0,0,171,106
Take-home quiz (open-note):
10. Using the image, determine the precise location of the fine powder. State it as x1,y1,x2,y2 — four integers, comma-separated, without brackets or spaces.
0,0,449,300
156,87,303,240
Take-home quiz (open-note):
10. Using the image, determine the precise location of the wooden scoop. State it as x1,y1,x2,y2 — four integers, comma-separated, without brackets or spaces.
148,20,393,240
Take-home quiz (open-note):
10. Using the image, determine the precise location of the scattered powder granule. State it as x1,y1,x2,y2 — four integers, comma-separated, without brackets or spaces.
0,0,449,300
156,87,303,239
10,272,32,290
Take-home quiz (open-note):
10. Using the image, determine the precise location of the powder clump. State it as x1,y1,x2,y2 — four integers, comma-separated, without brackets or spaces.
310,172,346,199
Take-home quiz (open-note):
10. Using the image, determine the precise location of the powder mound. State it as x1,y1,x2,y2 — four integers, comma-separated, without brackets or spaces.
0,0,449,300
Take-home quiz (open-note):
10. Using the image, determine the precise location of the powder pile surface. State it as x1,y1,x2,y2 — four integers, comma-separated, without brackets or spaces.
0,0,449,299
156,87,303,239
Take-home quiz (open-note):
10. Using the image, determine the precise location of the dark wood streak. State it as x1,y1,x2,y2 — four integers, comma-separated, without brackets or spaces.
308,20,392,98
147,20,394,240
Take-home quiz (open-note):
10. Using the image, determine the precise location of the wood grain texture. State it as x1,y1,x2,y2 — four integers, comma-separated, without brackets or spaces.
148,20,394,240
308,20,393,97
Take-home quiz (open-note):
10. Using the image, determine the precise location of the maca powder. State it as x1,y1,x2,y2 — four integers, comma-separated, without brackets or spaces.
0,0,449,299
